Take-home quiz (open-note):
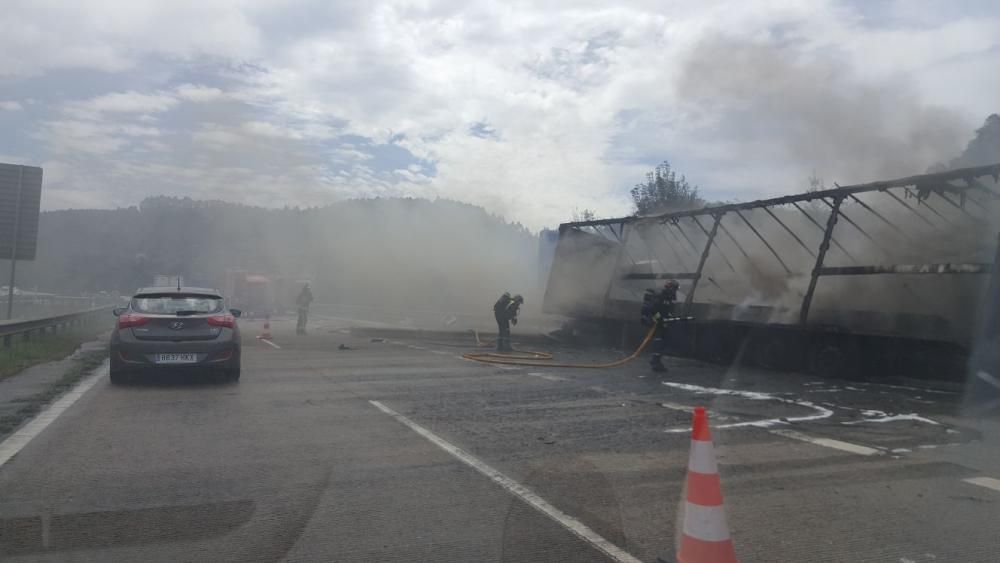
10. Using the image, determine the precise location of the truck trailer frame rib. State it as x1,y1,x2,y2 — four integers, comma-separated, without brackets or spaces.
556,163,1000,326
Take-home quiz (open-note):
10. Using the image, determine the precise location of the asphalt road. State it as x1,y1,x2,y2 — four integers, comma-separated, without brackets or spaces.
1,316,999,562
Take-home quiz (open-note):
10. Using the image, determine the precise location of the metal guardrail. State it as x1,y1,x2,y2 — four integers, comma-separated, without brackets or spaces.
0,296,120,320
0,306,115,347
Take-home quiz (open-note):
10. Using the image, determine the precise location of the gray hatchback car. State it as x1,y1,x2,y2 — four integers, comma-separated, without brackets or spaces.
110,287,242,384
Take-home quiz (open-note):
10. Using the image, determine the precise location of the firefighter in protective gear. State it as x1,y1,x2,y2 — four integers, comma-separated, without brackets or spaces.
493,293,523,352
641,279,679,372
296,283,313,335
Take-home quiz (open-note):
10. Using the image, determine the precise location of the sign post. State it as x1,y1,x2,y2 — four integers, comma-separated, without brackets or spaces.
6,166,23,319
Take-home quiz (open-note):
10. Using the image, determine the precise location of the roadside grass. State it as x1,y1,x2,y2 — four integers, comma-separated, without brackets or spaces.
0,345,107,438
0,329,104,382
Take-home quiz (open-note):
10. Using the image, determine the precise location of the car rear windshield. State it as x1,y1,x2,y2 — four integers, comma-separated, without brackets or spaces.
131,294,224,315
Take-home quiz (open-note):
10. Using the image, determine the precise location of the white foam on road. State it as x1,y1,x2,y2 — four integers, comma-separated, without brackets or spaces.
369,400,642,563
916,443,965,450
661,381,833,433
0,362,108,469
864,382,959,396
527,372,567,382
659,402,695,413
770,428,883,456
842,412,940,426
963,477,1000,493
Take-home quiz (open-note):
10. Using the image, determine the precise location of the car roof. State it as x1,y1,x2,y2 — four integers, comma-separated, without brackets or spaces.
134,286,222,297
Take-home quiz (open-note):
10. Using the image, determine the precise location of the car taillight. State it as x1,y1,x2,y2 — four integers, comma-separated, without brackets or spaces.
118,313,149,329
207,315,236,329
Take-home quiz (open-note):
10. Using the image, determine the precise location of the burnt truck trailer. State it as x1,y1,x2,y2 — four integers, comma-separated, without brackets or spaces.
543,164,1000,381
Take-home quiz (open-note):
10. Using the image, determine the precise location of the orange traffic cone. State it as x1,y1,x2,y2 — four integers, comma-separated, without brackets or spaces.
256,317,273,340
677,406,738,563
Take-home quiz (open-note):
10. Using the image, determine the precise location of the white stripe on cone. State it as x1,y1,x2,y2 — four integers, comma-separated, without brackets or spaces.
687,440,718,474
682,502,732,542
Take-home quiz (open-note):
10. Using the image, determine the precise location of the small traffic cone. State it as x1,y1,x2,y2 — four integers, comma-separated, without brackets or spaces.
256,317,273,340
677,407,738,563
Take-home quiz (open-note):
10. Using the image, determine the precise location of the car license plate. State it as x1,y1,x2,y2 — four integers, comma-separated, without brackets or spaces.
156,353,197,364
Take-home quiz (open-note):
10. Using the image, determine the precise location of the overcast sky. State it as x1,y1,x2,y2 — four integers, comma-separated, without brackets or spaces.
1,0,998,230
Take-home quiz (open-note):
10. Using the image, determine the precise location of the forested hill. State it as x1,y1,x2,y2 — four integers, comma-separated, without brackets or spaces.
18,197,540,312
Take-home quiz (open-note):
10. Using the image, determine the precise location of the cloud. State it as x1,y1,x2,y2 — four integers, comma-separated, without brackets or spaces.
0,101,23,111
175,84,228,103
65,91,179,119
3,1,999,229
34,120,166,155
0,0,262,76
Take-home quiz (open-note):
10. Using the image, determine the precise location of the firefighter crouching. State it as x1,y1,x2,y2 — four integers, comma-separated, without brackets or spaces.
493,292,524,352
641,279,679,373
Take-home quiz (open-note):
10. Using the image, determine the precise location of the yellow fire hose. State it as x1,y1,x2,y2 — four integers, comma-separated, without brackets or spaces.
462,317,692,368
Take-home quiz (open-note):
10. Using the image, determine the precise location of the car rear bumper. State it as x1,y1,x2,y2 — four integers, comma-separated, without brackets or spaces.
112,339,240,370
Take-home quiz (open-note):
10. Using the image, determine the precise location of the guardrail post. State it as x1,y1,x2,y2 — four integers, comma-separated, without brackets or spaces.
800,195,844,324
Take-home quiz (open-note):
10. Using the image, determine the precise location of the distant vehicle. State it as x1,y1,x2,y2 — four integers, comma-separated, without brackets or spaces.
224,269,283,318
110,287,242,384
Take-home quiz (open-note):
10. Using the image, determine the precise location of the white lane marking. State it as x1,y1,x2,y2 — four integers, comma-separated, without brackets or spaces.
407,345,427,350
259,338,281,349
963,477,1000,493
661,381,833,432
369,400,642,563
770,429,883,456
0,362,108,469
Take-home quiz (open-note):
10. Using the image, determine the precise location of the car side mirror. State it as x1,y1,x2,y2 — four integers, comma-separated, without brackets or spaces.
229,309,242,318
112,307,125,317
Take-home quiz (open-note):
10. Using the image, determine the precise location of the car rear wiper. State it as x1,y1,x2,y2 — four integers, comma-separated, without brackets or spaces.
174,310,204,316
